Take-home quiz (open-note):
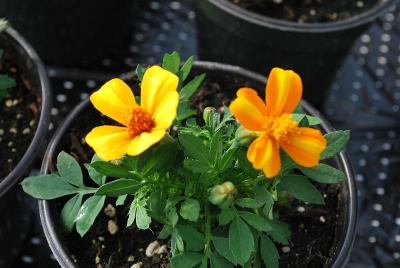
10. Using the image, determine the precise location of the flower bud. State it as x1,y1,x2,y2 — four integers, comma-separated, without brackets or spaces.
203,107,216,126
209,181,237,208
234,126,256,146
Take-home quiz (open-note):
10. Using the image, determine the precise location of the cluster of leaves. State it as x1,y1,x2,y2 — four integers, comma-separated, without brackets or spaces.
21,52,350,268
0,19,16,102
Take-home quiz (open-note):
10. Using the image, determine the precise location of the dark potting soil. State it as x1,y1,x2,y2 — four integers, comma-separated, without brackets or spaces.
229,0,383,23
50,71,341,267
0,51,40,180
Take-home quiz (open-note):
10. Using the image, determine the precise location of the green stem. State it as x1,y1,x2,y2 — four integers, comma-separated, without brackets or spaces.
204,199,212,260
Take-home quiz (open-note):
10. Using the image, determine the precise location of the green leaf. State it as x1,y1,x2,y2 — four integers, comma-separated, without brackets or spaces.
260,235,279,268
21,174,78,199
171,252,203,268
165,196,185,212
179,73,206,101
135,64,146,81
300,163,346,184
219,208,236,225
162,51,181,74
184,159,210,173
96,179,143,197
212,236,237,265
253,185,273,206
291,114,321,125
238,148,258,177
136,206,151,229
280,175,325,204
219,148,238,173
229,217,254,265
210,252,234,268
235,198,262,208
180,198,200,222
176,225,205,251
76,195,105,237
56,151,84,187
238,211,272,232
60,194,83,233
210,130,223,165
91,161,131,178
267,219,291,245
176,100,196,122
142,142,178,175
116,194,127,206
0,19,8,32
84,155,106,185
179,133,211,167
167,207,179,227
126,200,137,227
293,104,304,114
179,56,193,82
321,130,350,160
158,225,172,239
0,74,16,90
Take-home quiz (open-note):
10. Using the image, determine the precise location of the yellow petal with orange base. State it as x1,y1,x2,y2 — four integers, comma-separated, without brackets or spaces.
85,125,132,161
247,135,281,178
280,127,327,167
127,129,166,156
90,78,137,126
141,66,179,115
229,88,266,131
265,68,302,116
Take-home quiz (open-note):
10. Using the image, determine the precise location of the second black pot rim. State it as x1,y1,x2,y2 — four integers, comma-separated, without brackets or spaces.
207,0,396,33
39,60,357,268
0,27,52,196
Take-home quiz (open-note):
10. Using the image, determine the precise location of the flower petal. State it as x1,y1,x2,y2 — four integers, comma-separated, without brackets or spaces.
85,125,132,161
153,91,179,129
126,129,166,156
141,66,179,116
247,135,281,178
265,68,302,116
229,88,266,131
280,127,327,167
90,78,137,126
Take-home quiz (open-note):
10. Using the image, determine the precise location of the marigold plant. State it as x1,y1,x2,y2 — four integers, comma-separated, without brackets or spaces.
21,52,350,268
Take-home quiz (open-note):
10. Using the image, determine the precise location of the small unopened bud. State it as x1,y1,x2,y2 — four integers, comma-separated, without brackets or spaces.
234,126,256,146
209,181,237,208
203,107,216,126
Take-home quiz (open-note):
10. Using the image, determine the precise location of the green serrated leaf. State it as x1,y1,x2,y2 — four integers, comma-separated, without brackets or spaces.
260,234,279,268
253,185,273,206
212,236,237,265
291,114,321,125
84,161,106,186
184,159,210,173
238,211,272,232
321,130,350,159
116,194,127,206
179,73,205,101
136,206,151,229
21,174,78,199
219,148,238,173
280,175,325,204
219,208,236,225
267,219,291,245
127,200,137,227
179,133,211,167
179,56,193,82
91,161,131,178
210,130,223,165
56,151,84,187
96,179,143,197
162,52,181,74
76,195,105,237
180,198,200,222
171,252,203,268
300,163,346,184
235,198,262,208
229,217,254,265
60,194,83,233
176,225,205,251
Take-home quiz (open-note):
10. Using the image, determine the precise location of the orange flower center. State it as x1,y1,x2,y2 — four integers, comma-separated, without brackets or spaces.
127,107,155,137
262,114,298,141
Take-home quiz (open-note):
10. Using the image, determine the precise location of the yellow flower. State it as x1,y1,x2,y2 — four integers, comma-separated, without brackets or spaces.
229,68,327,178
85,66,179,161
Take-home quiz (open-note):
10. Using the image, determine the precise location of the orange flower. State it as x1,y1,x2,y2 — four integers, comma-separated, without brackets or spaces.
229,68,327,178
85,66,179,161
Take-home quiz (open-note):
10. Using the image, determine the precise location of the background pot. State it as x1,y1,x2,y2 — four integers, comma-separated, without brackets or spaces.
0,0,136,66
193,0,395,107
0,28,51,267
39,61,356,268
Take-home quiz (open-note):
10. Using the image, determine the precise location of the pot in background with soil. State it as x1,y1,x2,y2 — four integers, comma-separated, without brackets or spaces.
39,61,356,268
0,0,137,66
0,27,51,267
192,0,395,107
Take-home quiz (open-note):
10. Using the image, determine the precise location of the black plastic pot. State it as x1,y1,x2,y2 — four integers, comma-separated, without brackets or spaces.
0,28,51,267
39,61,357,268
193,0,396,107
0,0,136,66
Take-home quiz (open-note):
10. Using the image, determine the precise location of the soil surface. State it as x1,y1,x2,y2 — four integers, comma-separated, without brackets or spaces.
0,51,40,180
50,71,342,267
229,0,383,23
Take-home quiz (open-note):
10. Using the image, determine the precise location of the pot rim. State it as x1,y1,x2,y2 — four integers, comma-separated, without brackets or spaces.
39,61,357,268
0,27,51,196
204,0,396,33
